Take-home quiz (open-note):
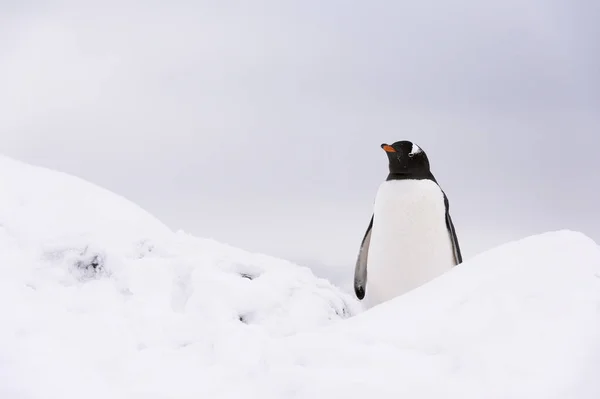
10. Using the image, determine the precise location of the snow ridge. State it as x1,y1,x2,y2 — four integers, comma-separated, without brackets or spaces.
1,154,599,399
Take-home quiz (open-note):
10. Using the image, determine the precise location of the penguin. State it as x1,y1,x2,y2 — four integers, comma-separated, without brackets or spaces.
353,140,462,308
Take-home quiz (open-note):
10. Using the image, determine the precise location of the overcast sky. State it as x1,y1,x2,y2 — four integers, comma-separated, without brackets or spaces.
1,1,598,286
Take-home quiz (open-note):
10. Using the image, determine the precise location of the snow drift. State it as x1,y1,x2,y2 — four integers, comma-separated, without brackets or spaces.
0,154,599,399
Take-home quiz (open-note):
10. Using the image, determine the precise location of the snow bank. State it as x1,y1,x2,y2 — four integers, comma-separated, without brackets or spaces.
0,155,360,398
1,155,599,399
283,230,600,398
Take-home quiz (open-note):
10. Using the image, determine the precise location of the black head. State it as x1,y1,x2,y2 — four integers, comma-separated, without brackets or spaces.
381,140,431,177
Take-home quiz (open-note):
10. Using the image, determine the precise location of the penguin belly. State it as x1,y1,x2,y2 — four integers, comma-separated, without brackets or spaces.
365,179,455,307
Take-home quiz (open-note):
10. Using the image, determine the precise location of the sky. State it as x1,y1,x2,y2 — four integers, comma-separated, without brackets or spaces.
1,0,598,284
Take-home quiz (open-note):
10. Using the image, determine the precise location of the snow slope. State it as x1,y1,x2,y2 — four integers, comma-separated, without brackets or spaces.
1,155,599,399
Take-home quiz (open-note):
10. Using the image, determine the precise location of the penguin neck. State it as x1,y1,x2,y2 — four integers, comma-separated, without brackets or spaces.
386,170,437,183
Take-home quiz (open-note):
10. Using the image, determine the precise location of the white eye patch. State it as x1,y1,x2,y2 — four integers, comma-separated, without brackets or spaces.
409,143,422,156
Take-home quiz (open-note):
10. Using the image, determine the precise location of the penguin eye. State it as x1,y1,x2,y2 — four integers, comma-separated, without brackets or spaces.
408,153,415,158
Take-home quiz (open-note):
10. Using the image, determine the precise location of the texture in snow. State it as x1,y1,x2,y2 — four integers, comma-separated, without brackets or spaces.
0,154,599,399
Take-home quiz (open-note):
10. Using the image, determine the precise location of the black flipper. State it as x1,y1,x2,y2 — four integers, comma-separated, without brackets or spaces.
353,215,373,300
443,192,462,265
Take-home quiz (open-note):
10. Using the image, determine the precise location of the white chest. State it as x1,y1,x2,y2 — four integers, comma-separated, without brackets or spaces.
366,179,455,306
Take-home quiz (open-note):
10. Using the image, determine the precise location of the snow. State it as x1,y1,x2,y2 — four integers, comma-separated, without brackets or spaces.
1,154,600,399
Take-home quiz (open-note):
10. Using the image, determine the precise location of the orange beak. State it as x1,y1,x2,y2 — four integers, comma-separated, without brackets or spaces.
381,144,396,153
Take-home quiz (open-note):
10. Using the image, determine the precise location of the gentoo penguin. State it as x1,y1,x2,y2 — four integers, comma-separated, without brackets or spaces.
353,140,462,308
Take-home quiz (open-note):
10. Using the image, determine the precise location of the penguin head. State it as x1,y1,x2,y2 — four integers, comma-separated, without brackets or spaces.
381,141,430,175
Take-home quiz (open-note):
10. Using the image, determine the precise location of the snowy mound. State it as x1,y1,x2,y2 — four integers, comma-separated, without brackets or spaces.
286,230,600,398
0,155,360,397
1,155,600,399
